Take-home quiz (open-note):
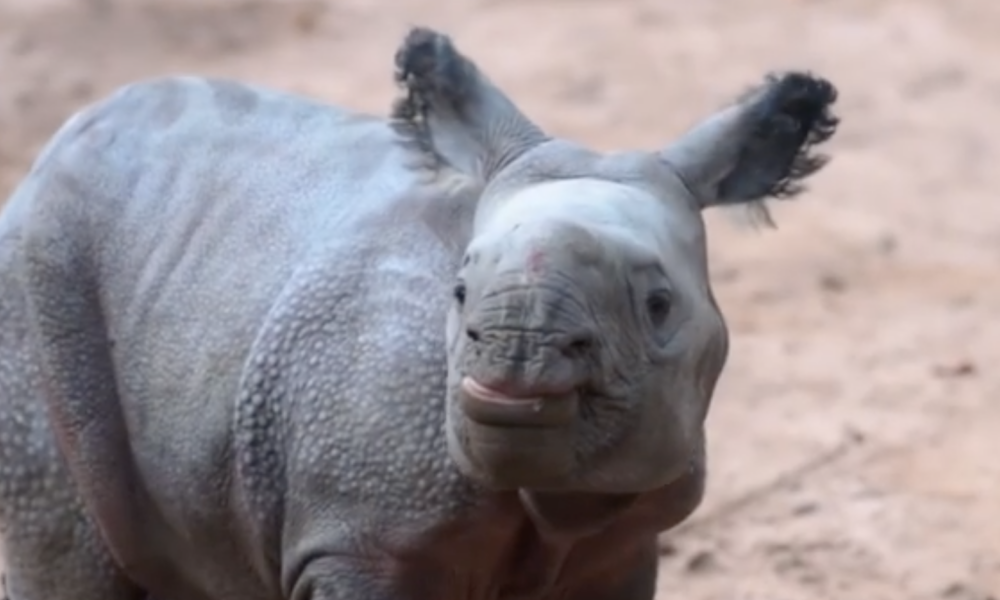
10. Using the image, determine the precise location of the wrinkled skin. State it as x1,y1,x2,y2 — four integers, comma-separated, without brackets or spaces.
0,27,839,600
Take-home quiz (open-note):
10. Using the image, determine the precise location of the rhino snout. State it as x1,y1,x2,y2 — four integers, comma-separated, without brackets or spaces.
458,325,596,428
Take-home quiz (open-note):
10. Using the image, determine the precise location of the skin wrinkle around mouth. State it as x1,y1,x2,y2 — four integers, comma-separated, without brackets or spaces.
465,285,598,389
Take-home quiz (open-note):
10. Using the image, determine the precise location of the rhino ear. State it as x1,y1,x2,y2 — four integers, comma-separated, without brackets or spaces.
391,27,549,180
659,72,839,226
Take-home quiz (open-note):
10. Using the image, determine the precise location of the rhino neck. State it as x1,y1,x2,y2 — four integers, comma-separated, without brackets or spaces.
475,490,637,599
517,489,640,542
478,490,638,599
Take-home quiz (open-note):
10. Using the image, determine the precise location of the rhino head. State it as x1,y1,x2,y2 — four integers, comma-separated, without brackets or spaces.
393,28,839,496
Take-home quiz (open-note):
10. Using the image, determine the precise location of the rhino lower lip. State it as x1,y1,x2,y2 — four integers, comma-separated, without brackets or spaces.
459,376,579,428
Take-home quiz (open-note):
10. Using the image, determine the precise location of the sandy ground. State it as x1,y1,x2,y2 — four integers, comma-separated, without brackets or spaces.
1,0,998,599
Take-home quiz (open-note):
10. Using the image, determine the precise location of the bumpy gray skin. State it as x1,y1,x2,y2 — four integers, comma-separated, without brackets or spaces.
0,27,839,600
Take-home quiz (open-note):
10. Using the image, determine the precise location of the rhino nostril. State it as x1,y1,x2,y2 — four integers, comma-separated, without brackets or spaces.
560,331,596,359
466,327,481,342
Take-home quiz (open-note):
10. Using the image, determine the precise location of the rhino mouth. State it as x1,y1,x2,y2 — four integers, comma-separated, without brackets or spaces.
458,376,579,428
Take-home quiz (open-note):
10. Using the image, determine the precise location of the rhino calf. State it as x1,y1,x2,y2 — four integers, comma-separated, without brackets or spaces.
0,27,838,600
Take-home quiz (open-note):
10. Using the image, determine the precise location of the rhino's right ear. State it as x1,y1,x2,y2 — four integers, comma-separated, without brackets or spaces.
391,27,550,181
659,72,839,226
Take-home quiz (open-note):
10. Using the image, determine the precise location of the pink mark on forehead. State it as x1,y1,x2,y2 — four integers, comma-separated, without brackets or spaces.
526,247,546,277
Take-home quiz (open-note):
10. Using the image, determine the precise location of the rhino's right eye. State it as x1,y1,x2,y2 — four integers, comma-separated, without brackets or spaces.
453,283,467,306
646,290,672,328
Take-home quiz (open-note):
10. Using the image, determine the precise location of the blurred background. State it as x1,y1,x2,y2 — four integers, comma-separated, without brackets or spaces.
1,0,997,599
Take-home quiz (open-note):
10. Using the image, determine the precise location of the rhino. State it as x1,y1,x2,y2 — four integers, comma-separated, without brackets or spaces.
0,26,839,600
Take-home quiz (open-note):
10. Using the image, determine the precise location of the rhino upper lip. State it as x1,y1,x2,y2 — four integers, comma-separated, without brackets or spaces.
459,376,579,428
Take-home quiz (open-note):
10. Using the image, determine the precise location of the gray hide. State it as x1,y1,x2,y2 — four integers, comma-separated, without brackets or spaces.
0,27,839,600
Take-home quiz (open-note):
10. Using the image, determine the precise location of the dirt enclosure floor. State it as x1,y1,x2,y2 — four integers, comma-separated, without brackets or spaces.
1,0,998,598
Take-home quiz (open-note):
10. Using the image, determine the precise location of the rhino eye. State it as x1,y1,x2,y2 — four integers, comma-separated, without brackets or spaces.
453,283,467,306
645,291,672,327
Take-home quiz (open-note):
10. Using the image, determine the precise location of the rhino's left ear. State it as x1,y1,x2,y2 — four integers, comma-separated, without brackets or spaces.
659,72,839,226
392,27,550,181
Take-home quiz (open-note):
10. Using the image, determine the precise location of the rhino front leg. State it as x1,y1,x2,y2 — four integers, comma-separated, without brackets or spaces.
17,171,176,593
0,310,146,600
0,394,144,600
3,519,145,600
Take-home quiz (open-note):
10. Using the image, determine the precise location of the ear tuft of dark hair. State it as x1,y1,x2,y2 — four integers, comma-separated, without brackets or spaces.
720,72,840,227
391,27,476,125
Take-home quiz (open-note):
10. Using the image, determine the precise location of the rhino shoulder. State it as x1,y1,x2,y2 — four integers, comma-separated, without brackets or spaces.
230,213,479,561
